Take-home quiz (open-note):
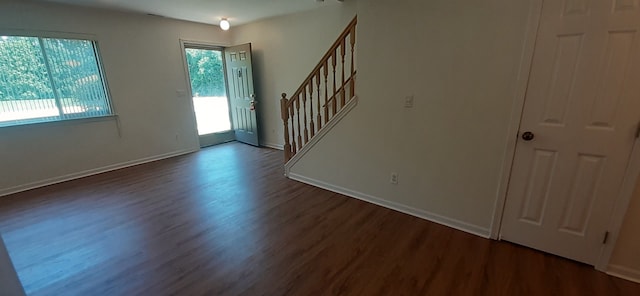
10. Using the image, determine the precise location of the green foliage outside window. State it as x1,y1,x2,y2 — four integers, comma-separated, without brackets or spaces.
0,35,111,126
185,48,226,97
0,37,52,100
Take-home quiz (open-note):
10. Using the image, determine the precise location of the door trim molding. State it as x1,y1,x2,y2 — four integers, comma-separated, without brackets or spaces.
490,0,544,240
179,39,206,147
179,39,233,148
597,140,640,271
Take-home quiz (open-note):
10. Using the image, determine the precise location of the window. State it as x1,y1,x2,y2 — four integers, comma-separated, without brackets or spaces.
0,35,112,127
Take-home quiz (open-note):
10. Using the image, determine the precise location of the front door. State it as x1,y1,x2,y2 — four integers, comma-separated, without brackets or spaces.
501,0,640,265
224,43,259,146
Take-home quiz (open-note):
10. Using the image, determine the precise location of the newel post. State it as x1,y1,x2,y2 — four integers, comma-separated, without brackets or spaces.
281,93,292,162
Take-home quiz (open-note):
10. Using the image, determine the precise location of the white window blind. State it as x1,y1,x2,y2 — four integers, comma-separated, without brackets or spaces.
0,36,112,127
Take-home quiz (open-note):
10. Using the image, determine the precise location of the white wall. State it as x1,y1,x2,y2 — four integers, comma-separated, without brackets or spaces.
290,0,532,234
284,0,640,280
231,3,358,149
0,0,230,195
2,0,639,283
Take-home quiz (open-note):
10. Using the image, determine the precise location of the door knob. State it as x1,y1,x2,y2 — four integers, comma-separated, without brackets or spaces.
521,131,535,141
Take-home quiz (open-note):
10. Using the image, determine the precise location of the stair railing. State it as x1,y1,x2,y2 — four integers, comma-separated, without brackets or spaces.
280,16,357,162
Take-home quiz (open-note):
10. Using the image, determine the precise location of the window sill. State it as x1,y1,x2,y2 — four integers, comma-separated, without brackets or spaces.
0,115,119,131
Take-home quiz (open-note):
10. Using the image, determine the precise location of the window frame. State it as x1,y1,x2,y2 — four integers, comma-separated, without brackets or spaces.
0,29,116,128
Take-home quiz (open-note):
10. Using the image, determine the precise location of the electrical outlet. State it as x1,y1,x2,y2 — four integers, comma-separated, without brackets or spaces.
404,95,414,108
390,172,398,185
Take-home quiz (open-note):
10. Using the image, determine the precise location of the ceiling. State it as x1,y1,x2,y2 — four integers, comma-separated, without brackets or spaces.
36,0,344,27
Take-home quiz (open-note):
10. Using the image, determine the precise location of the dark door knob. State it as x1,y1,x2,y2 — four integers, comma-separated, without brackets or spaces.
522,131,535,141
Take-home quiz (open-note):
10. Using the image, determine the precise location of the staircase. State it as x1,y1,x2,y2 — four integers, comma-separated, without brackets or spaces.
280,16,358,164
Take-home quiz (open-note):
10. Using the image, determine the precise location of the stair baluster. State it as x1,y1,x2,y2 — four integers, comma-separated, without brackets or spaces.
340,38,346,108
309,82,315,138
316,72,322,131
280,16,357,163
295,95,302,150
350,26,356,99
323,61,329,125
289,103,297,156
302,91,309,144
331,51,337,116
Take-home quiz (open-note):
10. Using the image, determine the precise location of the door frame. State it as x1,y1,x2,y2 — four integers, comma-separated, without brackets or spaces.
179,39,235,148
489,0,640,272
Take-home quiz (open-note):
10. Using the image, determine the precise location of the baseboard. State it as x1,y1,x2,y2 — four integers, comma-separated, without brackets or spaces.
262,142,284,150
284,95,359,176
288,172,491,239
607,264,640,284
0,148,199,197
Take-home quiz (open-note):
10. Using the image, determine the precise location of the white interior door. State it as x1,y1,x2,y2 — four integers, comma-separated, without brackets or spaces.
501,0,640,265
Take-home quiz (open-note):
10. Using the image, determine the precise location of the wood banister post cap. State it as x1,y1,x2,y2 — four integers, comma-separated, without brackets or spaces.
281,93,287,99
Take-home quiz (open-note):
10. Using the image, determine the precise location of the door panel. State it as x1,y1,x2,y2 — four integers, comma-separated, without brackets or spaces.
519,149,557,225
501,0,640,265
224,44,259,146
558,154,604,235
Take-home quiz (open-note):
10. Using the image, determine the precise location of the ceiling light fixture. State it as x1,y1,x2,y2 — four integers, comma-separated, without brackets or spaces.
220,18,230,31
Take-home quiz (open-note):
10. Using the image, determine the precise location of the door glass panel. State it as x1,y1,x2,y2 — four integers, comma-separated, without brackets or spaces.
184,48,231,135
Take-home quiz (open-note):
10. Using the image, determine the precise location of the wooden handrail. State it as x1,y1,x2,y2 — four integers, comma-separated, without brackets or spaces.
281,16,357,162
323,74,356,107
286,17,357,108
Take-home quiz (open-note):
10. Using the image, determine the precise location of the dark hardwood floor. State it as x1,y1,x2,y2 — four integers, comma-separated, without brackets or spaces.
0,142,638,296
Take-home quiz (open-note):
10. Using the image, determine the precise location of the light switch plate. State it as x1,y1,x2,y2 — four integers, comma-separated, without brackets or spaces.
404,95,414,108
